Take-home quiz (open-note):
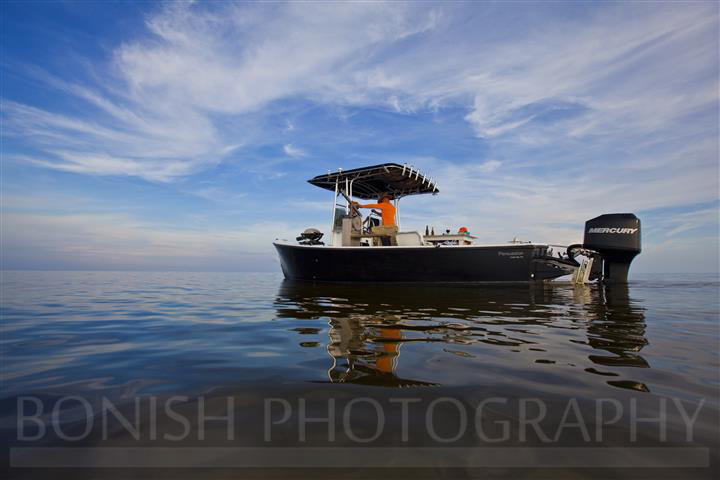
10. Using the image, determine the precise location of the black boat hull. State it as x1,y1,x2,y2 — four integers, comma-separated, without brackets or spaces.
273,242,575,283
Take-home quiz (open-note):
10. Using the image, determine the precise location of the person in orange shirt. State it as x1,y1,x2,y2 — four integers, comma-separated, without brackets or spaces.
352,195,398,245
355,195,396,226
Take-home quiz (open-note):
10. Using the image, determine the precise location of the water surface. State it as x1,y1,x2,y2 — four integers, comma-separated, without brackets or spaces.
1,271,718,478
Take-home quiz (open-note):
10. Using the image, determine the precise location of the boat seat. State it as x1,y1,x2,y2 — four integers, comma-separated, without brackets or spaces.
395,231,425,246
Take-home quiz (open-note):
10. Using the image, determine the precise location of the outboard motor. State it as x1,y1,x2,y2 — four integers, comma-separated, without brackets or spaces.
581,213,641,283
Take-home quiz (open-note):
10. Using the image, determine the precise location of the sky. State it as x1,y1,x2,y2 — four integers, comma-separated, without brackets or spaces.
1,1,718,273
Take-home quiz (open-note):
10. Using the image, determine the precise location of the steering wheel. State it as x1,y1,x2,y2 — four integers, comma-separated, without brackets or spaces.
362,210,382,233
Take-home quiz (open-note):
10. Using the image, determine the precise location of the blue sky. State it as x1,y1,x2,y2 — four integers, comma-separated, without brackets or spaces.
1,1,718,273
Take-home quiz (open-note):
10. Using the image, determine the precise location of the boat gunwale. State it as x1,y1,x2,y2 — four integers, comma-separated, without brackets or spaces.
273,241,552,250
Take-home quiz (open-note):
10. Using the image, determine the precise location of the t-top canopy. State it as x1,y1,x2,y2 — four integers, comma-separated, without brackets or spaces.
307,163,439,200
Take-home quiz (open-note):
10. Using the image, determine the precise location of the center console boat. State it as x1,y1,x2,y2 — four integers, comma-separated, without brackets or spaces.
273,163,641,283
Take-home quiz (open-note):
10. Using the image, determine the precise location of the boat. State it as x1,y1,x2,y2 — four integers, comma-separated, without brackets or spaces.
273,163,641,283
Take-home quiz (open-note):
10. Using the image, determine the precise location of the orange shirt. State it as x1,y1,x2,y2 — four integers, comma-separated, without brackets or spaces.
359,201,396,226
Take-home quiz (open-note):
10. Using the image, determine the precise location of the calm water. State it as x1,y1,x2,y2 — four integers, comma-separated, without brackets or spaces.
1,271,718,478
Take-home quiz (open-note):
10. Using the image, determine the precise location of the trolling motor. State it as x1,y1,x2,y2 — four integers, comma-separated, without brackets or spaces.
568,213,641,283
296,228,324,245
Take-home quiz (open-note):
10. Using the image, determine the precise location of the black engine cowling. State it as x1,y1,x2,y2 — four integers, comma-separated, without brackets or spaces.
582,213,641,283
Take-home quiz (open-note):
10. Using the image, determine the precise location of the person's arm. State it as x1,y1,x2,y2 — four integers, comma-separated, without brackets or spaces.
356,203,383,209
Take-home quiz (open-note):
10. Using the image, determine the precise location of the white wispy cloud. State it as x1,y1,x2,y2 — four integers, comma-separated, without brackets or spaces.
3,2,716,184
282,143,307,158
477,160,501,173
1,2,445,181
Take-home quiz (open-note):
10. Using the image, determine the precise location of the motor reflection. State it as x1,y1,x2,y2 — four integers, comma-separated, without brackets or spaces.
588,284,650,391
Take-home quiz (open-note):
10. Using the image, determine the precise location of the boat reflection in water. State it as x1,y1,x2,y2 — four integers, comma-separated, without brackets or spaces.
274,280,650,392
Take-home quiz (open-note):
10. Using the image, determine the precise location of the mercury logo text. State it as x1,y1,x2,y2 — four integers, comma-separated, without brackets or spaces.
588,228,638,234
